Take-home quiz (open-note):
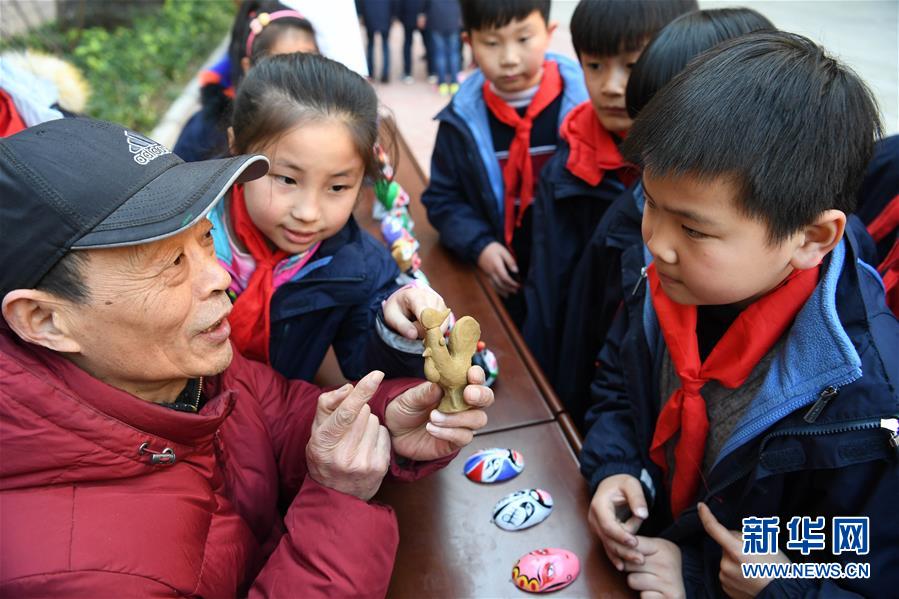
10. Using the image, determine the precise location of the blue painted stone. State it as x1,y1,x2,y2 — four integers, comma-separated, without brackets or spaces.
493,488,553,531
464,448,524,483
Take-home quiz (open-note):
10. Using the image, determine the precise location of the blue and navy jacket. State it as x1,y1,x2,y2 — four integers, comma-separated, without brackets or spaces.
580,227,899,597
210,207,424,382
520,135,630,385
553,181,644,429
421,52,588,265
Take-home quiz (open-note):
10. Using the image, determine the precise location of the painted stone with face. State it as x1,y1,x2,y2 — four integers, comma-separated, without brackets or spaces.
464,448,524,483
492,488,553,531
512,548,580,593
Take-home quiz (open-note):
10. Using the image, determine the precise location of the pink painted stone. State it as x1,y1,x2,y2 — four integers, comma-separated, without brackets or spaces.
511,548,580,593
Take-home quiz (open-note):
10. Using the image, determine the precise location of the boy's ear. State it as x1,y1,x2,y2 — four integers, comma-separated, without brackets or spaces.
546,20,558,38
1,290,82,354
240,55,251,75
461,30,470,46
790,209,846,270
227,126,236,155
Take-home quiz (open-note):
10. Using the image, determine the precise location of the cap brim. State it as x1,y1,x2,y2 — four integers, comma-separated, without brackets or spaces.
72,154,269,249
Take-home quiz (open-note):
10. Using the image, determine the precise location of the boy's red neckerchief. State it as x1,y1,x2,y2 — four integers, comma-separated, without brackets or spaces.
483,60,563,248
560,100,637,188
647,261,820,517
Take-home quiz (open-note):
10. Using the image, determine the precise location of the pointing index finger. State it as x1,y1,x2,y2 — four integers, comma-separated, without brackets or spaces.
319,371,384,440
698,502,742,554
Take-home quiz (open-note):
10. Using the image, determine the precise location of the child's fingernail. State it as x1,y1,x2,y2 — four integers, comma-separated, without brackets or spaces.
430,409,445,423
636,508,649,519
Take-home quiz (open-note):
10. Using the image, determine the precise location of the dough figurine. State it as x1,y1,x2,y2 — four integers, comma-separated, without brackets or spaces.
421,307,481,413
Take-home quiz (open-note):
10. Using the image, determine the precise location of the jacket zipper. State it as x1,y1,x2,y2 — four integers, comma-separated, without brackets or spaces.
631,266,648,296
881,418,899,450
701,417,892,505
803,385,839,423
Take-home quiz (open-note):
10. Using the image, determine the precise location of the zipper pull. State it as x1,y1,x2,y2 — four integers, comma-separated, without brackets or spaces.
631,266,649,296
881,418,899,450
803,386,838,423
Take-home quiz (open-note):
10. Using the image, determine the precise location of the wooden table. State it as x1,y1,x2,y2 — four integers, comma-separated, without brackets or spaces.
351,127,634,597
378,422,632,597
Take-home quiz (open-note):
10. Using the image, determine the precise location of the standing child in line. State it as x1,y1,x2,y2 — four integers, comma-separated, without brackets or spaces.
420,0,462,95
520,0,695,385
211,52,447,382
581,32,898,597
555,7,775,430
421,0,587,326
174,1,318,162
358,0,393,83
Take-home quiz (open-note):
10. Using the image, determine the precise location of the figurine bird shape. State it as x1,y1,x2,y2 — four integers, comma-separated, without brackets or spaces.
420,307,481,413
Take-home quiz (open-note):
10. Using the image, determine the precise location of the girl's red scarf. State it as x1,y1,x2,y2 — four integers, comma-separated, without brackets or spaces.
227,185,288,364
559,101,637,188
646,261,820,517
482,60,563,247
0,89,26,138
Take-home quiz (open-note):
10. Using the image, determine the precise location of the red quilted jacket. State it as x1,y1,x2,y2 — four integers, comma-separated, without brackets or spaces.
0,326,446,597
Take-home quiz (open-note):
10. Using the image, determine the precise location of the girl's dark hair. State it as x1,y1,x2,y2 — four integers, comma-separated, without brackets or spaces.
622,31,883,243
570,0,697,58
232,52,381,180
460,0,551,32
626,8,774,118
228,0,317,88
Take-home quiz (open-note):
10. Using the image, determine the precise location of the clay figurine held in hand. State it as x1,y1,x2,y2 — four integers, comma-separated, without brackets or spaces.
421,307,481,413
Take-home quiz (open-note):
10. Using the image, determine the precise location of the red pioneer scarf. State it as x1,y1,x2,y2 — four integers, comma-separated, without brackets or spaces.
867,195,899,316
647,261,820,517
0,89,26,138
560,101,637,188
227,184,289,363
482,60,563,247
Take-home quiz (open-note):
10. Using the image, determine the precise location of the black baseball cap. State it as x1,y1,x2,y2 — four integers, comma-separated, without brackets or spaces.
0,118,269,299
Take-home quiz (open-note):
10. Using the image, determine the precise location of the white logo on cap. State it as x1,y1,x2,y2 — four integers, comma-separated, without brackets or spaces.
124,130,171,165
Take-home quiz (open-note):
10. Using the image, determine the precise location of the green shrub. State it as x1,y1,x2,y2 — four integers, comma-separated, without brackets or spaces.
1,0,234,133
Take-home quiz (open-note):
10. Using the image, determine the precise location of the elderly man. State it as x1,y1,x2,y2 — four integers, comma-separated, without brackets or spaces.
0,119,493,597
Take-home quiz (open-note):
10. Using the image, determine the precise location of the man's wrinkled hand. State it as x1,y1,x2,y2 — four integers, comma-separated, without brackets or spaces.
385,365,493,461
306,371,391,501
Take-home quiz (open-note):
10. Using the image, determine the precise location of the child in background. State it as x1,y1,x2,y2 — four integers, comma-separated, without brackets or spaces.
420,0,462,95
520,0,695,385
399,0,425,84
211,52,447,381
357,0,393,83
556,8,775,430
421,0,587,326
174,0,317,162
581,31,898,597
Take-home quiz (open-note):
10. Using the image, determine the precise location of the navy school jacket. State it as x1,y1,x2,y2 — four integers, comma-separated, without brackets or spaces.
211,209,424,382
520,136,629,385
553,181,643,429
579,227,899,598
421,52,588,265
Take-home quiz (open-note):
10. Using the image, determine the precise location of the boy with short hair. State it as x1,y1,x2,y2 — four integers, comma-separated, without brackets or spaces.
421,0,587,324
521,0,695,383
580,31,898,597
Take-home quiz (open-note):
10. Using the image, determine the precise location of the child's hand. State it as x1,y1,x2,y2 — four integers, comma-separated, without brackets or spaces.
589,474,650,571
383,285,448,339
698,502,789,598
623,536,686,599
477,242,520,297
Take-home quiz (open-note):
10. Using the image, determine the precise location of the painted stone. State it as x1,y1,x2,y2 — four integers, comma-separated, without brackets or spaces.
493,488,553,531
472,342,498,387
512,548,580,593
463,448,524,483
